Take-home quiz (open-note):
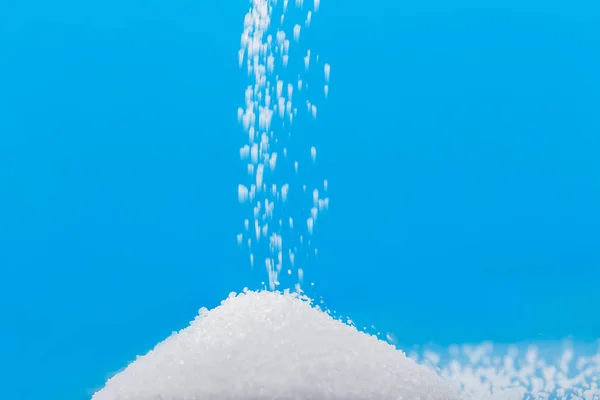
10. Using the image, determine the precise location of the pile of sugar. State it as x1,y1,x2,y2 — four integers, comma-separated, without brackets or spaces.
91,290,461,400
236,0,330,291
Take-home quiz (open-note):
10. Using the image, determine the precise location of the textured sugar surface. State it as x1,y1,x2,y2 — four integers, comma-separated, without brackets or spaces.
91,290,460,400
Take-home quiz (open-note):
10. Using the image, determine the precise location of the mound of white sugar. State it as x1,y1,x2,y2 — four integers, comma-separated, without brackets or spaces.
91,290,461,400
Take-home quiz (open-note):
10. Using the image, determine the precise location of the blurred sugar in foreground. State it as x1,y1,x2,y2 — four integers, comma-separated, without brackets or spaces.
91,290,600,400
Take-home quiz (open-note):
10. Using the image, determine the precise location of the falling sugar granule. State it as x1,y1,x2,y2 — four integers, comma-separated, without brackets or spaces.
91,290,460,400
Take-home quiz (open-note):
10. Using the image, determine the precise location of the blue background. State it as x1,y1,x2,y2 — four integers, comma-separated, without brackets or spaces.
1,0,599,399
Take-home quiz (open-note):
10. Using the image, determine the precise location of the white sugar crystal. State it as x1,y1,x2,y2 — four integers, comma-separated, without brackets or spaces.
238,184,249,203
304,50,311,70
255,164,264,188
324,63,331,82
242,112,251,131
250,143,259,164
314,0,320,11
240,144,250,160
324,84,329,98
276,30,286,46
310,146,317,161
248,125,255,143
236,233,243,245
386,332,398,345
306,10,312,26
238,49,245,68
254,220,260,239
293,24,301,41
260,132,268,150
311,104,317,119
269,152,278,171
281,183,290,202
307,217,314,234
267,55,275,73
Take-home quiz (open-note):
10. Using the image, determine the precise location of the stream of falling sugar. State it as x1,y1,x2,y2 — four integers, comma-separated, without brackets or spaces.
237,0,330,291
